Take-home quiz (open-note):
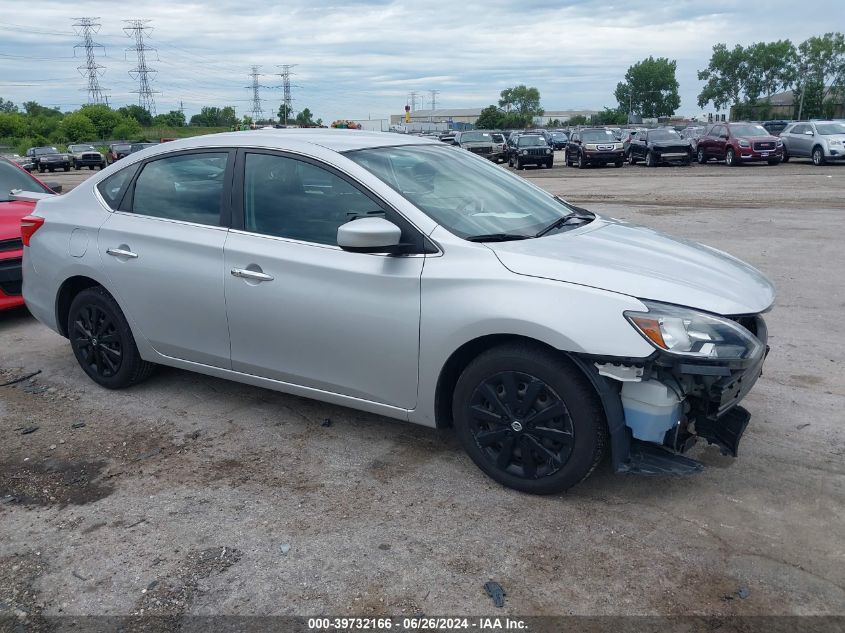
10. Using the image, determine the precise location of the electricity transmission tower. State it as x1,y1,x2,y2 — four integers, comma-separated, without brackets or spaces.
246,66,270,123
72,17,107,104
429,89,440,111
408,91,419,112
124,19,159,116
276,64,297,126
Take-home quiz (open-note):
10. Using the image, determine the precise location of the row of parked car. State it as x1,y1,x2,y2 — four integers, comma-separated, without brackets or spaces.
2,141,163,175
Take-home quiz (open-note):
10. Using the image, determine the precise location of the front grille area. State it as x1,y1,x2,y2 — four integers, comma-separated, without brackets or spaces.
0,238,23,252
753,141,775,151
526,148,547,157
82,153,100,160
658,144,690,154
468,145,492,154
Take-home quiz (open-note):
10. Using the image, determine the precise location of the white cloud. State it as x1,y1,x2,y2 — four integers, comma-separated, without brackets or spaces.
0,0,842,121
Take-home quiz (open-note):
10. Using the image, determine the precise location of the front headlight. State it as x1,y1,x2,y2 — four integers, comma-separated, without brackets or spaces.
738,139,750,148
624,301,763,360
545,148,551,154
776,139,784,146
585,144,597,150
520,149,528,156
830,140,842,146
614,143,623,150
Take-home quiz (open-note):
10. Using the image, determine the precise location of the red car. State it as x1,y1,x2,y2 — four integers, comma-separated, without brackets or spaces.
696,121,783,166
0,159,57,310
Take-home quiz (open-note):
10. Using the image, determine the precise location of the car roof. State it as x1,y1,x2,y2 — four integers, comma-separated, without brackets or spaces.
135,129,438,156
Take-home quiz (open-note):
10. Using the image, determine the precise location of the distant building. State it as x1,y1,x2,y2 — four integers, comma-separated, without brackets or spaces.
729,88,844,120
389,107,601,128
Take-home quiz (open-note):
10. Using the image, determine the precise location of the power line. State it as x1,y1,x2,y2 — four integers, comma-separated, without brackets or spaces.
72,17,107,104
429,89,440,111
246,65,270,122
124,19,159,115
277,64,297,126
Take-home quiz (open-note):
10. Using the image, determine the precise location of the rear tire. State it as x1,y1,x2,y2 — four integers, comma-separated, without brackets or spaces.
67,287,156,389
452,343,607,495
628,152,637,165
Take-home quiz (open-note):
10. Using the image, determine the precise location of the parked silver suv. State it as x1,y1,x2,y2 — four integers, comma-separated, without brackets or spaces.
22,130,774,494
780,120,845,165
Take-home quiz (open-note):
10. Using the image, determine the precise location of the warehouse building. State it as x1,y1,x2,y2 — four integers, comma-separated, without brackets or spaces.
389,107,601,128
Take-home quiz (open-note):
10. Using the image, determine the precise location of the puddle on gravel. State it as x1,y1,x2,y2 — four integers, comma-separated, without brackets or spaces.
0,458,113,507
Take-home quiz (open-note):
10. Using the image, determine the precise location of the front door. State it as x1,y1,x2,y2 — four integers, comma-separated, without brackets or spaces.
98,150,233,367
224,150,424,409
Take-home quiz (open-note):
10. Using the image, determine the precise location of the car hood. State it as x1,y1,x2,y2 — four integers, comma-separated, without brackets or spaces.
822,133,845,143
0,199,36,238
738,134,779,143
487,217,775,316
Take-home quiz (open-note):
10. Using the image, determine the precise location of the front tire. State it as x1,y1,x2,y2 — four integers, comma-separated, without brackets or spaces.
68,287,156,389
628,152,637,165
812,146,826,166
452,343,607,495
781,149,789,163
726,148,737,166
577,152,586,169
697,148,706,164
645,151,656,167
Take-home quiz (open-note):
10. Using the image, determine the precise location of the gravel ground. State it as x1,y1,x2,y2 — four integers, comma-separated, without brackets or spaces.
2,158,844,624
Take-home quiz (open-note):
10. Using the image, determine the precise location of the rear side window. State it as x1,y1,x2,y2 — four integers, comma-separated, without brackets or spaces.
96,165,137,210
131,152,228,225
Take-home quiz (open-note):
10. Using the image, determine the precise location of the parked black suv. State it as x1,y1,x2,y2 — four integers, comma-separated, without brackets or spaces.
628,128,693,166
565,128,623,168
507,134,553,169
26,146,72,173
549,131,568,150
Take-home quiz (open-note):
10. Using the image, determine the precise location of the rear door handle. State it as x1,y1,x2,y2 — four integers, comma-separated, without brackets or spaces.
106,247,138,259
231,268,274,282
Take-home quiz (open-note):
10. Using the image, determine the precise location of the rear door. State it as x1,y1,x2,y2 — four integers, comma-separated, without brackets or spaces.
98,149,234,367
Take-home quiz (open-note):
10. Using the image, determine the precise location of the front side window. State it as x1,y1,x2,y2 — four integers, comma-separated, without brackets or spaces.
346,144,580,240
132,152,228,225
243,153,384,245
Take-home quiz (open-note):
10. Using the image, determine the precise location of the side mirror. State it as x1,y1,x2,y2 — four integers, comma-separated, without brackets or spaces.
721,134,729,140
804,130,814,136
45,182,62,193
337,217,402,254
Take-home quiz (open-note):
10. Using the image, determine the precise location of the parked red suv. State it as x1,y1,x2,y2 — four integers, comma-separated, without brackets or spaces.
0,158,57,310
696,122,783,166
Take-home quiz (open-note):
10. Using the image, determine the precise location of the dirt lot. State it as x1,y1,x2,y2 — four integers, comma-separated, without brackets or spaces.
2,159,844,624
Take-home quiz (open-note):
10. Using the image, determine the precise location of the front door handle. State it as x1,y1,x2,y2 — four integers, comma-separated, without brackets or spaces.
231,268,274,282
106,247,138,259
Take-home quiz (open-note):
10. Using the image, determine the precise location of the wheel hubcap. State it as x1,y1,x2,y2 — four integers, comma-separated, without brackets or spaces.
72,305,123,378
467,371,574,480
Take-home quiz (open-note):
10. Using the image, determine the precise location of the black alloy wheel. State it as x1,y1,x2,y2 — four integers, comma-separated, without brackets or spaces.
726,148,736,166
71,304,123,379
68,287,155,389
452,343,607,494
813,147,825,166
466,371,575,481
645,151,656,167
697,147,706,164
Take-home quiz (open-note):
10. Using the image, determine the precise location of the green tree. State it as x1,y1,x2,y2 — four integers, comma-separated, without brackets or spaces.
23,101,62,118
615,56,680,119
745,40,798,103
118,104,153,127
112,117,142,141
0,97,18,113
0,112,27,137
697,44,750,111
295,107,315,126
498,85,543,117
78,104,121,139
567,114,589,126
591,107,628,125
475,105,505,129
153,110,186,127
277,103,293,123
59,112,97,143
190,106,237,127
794,32,845,119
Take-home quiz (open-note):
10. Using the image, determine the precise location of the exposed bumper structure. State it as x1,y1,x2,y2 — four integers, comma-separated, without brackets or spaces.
572,314,769,475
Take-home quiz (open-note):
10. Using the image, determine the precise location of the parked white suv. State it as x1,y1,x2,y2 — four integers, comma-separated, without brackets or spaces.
21,130,774,494
780,120,845,165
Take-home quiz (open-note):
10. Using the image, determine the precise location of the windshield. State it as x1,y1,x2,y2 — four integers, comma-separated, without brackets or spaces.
816,122,845,135
1,161,52,202
491,133,505,143
460,132,492,143
730,124,769,137
113,144,132,152
551,132,567,139
581,130,616,143
34,147,59,155
517,135,546,147
649,129,682,141
346,144,579,239
70,145,95,152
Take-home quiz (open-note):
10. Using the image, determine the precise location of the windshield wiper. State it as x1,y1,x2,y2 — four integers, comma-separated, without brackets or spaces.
465,233,530,243
535,205,595,238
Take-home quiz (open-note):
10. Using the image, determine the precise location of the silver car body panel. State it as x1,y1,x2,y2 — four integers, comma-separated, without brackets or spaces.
23,129,774,430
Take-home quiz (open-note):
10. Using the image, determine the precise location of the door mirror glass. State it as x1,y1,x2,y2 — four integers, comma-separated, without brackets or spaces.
805,130,814,135
337,217,402,253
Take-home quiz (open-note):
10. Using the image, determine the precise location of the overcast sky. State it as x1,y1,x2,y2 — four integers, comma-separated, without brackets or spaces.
1,0,843,122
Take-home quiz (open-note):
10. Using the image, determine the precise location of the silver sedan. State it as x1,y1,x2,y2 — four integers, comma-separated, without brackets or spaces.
22,130,774,493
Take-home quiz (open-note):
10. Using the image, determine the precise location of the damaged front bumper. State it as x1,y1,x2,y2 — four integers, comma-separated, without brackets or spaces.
571,314,769,475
